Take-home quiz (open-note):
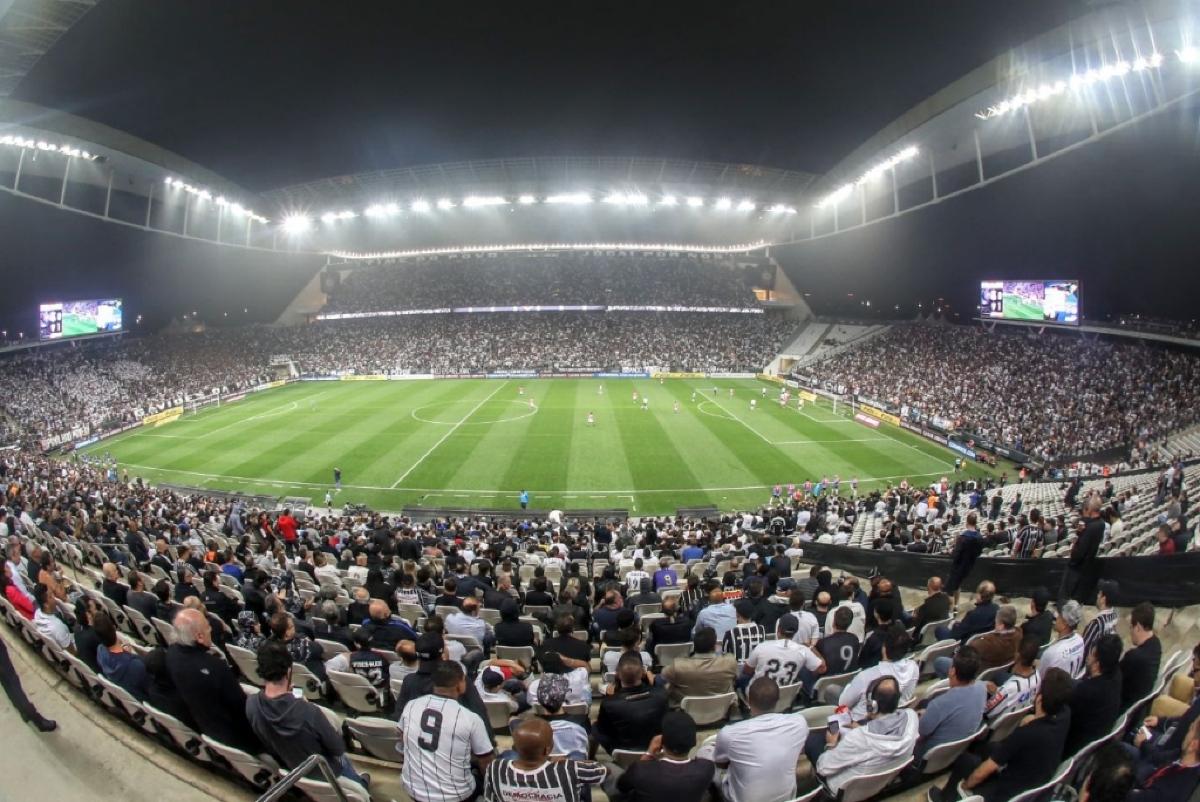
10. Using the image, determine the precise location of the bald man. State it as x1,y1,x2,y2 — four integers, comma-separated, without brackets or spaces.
912,576,951,638
484,718,606,802
1064,494,1104,604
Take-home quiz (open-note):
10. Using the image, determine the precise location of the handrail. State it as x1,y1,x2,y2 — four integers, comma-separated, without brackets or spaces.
255,754,348,802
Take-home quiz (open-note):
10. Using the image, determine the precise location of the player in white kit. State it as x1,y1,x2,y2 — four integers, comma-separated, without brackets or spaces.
586,411,595,426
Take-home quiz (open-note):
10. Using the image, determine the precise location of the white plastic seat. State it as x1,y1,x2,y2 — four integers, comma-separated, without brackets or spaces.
290,662,325,700
610,749,646,768
484,699,516,731
495,644,536,668
296,776,371,802
826,758,909,802
226,643,267,685
775,681,805,712
679,692,736,726
344,715,403,763
654,641,692,668
144,704,214,763
201,735,280,790
921,724,986,774
328,670,386,713
987,704,1032,743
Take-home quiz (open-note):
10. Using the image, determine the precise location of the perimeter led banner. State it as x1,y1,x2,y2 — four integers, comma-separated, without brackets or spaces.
38,298,123,340
979,280,1079,325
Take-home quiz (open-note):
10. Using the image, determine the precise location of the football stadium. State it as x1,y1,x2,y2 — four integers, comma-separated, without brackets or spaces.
1,2,1200,802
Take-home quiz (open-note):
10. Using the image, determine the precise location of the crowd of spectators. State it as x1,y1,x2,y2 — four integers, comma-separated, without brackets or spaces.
0,444,1197,802
0,311,794,448
323,253,767,312
805,323,1200,462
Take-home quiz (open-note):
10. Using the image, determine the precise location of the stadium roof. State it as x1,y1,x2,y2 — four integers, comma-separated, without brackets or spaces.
0,0,94,97
262,156,816,214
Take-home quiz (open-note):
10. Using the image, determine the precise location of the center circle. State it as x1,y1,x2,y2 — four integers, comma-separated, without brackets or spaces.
411,399,538,426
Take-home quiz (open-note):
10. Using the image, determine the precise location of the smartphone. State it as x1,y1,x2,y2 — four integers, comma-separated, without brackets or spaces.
828,721,840,736
1139,726,1153,741
292,687,304,699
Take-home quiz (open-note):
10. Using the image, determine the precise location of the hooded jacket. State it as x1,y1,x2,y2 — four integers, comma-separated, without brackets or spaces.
246,690,344,769
839,658,921,720
817,709,919,794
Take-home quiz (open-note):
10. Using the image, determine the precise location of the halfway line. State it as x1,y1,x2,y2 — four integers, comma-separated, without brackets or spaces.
389,381,509,488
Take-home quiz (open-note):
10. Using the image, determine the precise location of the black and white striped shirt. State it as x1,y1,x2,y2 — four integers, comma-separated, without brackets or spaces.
483,757,606,802
1081,607,1117,656
722,622,766,665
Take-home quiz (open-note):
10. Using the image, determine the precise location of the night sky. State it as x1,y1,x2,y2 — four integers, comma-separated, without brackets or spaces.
15,0,1077,189
3,0,1198,330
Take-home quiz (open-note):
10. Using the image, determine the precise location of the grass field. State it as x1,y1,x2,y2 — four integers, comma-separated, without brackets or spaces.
79,378,1003,515
1000,293,1044,321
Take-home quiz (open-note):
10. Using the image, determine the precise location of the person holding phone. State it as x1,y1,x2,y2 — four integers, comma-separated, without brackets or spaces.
811,676,919,796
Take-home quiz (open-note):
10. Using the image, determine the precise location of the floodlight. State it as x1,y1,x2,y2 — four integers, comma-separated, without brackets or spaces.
411,199,431,212
321,212,337,224
385,202,400,215
436,198,455,210
545,192,592,205
659,195,677,206
1179,46,1200,63
737,199,755,211
714,198,733,210
281,214,312,234
518,194,537,205
767,204,797,214
686,196,704,207
462,195,507,207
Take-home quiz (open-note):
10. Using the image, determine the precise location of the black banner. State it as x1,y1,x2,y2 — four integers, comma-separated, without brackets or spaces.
795,542,1200,608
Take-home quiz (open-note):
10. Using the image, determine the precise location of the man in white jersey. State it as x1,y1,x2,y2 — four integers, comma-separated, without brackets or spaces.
985,635,1041,721
399,661,494,802
740,613,824,694
702,677,808,802
1038,600,1087,680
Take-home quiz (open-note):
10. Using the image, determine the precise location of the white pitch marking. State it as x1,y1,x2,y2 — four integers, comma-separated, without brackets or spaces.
389,381,509,488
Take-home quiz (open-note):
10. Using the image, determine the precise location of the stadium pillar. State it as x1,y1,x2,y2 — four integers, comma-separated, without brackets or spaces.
182,192,191,236
889,165,899,214
103,170,113,218
216,204,223,244
1023,107,1038,161
928,150,938,200
144,181,154,229
12,147,23,191
58,156,70,206
972,130,984,184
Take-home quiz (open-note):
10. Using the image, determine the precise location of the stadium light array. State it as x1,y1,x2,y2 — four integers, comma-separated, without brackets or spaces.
659,194,678,206
974,51,1165,120
436,198,456,210
281,214,312,234
815,145,920,209
325,240,770,260
320,210,358,224
714,197,733,210
767,203,797,214
686,196,704,207
364,202,401,218
0,134,100,161
462,195,507,207
411,199,432,212
603,192,649,206
1180,46,1200,63
737,199,756,212
545,192,593,205
163,176,268,222
518,194,537,205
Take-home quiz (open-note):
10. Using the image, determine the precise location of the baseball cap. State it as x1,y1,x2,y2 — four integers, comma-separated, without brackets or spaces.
536,672,570,709
777,613,800,637
1054,600,1083,628
414,633,444,661
480,668,505,689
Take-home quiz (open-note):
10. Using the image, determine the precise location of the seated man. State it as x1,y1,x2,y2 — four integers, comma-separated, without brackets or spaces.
816,606,861,676
601,626,652,676
359,599,419,651
31,583,72,651
916,645,987,760
1121,602,1163,711
813,676,919,796
593,652,669,755
935,581,998,643
722,599,766,670
1039,600,1087,680
928,667,1074,802
933,605,1019,679
984,635,1041,722
1065,634,1124,755
910,576,952,638
527,652,593,709
94,611,150,701
247,641,370,787
445,597,495,653
662,626,737,707
647,597,693,654
700,677,809,802
837,623,918,716
741,613,824,697
616,710,715,802
1128,716,1200,801
526,673,591,757
484,718,605,802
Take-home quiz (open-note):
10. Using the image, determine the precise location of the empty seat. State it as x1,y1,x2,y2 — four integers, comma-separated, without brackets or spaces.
679,692,736,726
328,670,386,714
344,716,402,763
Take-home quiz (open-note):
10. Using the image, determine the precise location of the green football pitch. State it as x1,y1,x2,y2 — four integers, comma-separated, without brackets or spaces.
1000,293,1044,321
62,313,98,337
80,378,1002,515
